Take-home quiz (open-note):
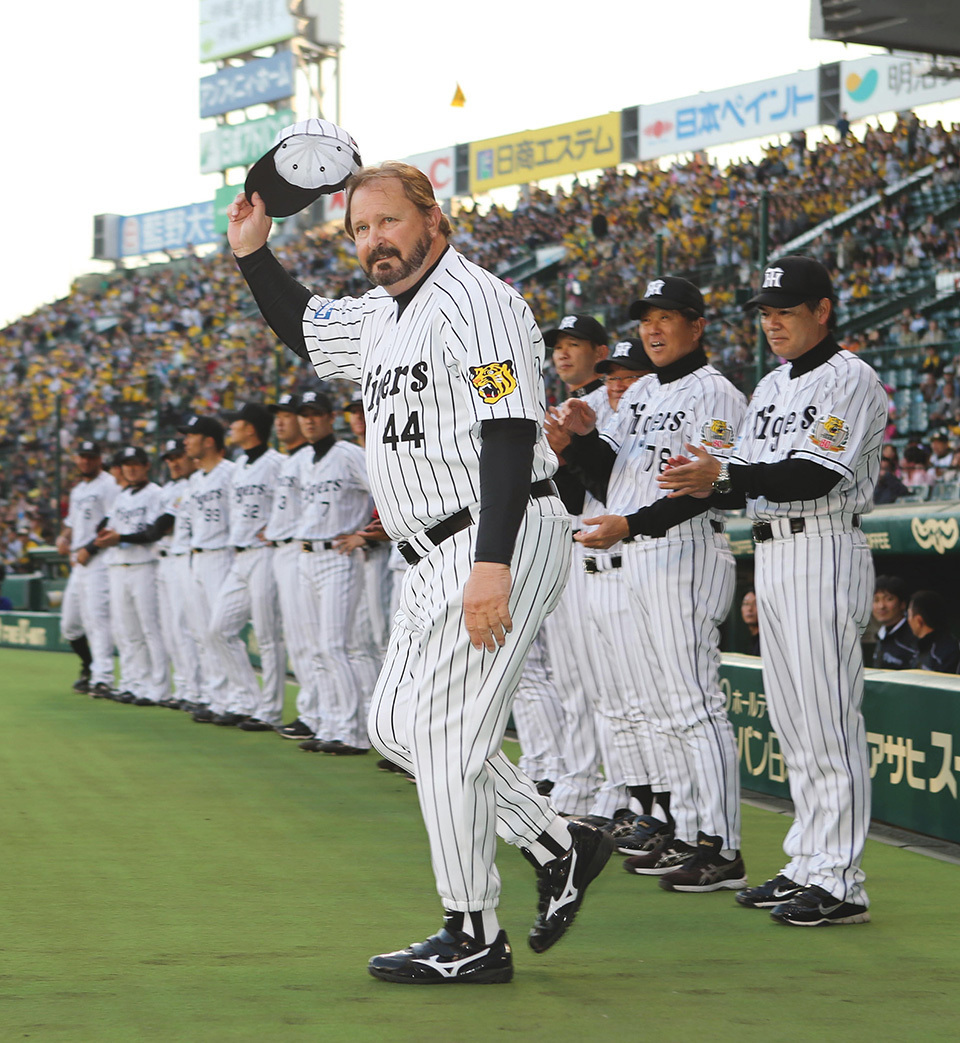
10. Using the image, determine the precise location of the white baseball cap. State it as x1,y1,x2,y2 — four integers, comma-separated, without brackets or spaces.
244,118,362,218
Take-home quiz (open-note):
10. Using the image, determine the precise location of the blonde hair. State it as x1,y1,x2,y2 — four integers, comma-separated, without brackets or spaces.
344,162,452,240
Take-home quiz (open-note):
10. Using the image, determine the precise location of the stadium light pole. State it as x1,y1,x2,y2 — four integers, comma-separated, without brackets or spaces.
655,230,664,278
54,394,62,532
754,187,769,390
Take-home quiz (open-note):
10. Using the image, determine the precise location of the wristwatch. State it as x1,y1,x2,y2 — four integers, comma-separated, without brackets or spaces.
712,462,732,494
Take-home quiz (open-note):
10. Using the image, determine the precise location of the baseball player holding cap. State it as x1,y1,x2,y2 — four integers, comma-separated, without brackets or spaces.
264,393,319,740
95,447,170,706
207,402,286,728
660,255,887,924
177,415,238,722
551,277,747,892
57,440,118,695
230,152,610,983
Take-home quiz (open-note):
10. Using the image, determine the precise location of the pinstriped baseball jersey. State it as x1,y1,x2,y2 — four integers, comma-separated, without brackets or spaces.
300,245,557,541
107,483,166,564
730,351,887,520
188,459,235,550
65,472,118,551
228,447,283,547
296,440,372,541
163,478,193,555
264,444,310,541
600,366,746,523
581,383,615,522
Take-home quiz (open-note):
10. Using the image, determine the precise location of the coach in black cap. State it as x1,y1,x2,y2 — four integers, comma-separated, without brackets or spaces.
177,415,226,450
223,402,274,447
268,392,302,415
543,314,609,398
743,255,836,315
629,276,705,321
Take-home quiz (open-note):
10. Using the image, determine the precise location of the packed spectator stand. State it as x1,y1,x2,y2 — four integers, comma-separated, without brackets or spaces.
4,109,960,569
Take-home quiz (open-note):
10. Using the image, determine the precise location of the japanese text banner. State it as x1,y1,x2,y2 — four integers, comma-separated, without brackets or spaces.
638,70,819,160
840,55,960,121
469,113,621,193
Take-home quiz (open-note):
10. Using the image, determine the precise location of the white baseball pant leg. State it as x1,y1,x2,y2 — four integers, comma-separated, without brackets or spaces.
273,542,318,726
158,555,202,703
512,630,566,784
187,549,234,712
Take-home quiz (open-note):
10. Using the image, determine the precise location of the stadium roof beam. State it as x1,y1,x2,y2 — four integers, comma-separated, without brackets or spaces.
811,0,960,60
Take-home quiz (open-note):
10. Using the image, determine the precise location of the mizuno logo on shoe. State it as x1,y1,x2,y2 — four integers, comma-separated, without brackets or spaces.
411,946,493,978
546,847,579,920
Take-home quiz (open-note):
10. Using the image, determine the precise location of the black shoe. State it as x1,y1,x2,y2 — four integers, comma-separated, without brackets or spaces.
277,719,316,740
298,738,326,751
113,690,137,704
212,712,249,726
368,925,513,984
523,821,614,953
237,718,276,731
623,837,696,876
192,707,216,722
132,697,157,707
735,874,804,909
90,683,115,700
770,885,870,926
616,814,675,856
315,740,368,755
658,832,748,893
158,697,182,709
72,669,91,694
535,779,554,796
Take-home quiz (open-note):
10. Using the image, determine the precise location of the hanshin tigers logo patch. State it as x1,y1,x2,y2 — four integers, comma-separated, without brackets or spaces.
700,418,735,449
469,360,518,404
810,414,850,452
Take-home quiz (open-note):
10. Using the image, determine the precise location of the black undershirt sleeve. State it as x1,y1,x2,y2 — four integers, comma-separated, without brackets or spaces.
474,419,537,565
625,494,714,538
729,458,843,502
120,514,175,545
552,466,586,515
560,429,617,505
83,517,109,558
235,245,312,359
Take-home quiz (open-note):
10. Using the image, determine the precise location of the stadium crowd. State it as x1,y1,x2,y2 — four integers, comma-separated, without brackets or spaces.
4,111,960,564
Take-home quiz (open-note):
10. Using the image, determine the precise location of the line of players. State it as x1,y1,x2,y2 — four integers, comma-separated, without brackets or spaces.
58,392,406,758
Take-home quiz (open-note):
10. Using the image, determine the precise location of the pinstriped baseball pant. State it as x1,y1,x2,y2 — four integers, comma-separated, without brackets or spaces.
368,498,571,911
755,528,873,905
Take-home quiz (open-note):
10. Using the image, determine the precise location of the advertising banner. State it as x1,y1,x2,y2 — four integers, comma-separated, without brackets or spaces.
722,656,960,844
200,109,295,174
200,51,295,118
116,203,217,257
469,112,621,193
404,147,456,200
638,69,819,160
200,0,294,62
840,55,960,121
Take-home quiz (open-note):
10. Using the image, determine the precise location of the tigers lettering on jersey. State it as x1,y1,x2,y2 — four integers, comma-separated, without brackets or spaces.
747,402,818,453
363,361,430,421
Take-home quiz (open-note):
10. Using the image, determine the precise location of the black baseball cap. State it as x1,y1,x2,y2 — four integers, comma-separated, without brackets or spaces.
108,450,126,470
160,438,185,460
744,256,835,310
120,445,149,466
595,338,653,374
269,392,302,415
76,440,101,457
244,118,362,219
223,402,274,442
177,415,226,449
543,314,608,348
629,277,705,319
345,394,364,413
299,390,334,415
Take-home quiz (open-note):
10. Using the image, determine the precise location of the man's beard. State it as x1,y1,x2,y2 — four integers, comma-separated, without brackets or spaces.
363,233,431,287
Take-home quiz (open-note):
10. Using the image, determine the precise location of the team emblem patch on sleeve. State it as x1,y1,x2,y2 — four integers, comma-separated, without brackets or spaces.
469,360,518,404
700,418,735,449
810,414,850,452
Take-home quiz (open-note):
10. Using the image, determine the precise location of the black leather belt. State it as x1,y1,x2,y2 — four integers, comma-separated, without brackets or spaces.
276,537,296,545
302,540,336,552
583,555,622,573
235,543,274,552
158,550,168,557
397,479,557,566
752,515,859,543
711,519,724,534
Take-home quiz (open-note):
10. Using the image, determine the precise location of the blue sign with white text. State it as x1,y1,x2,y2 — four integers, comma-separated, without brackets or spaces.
199,51,295,119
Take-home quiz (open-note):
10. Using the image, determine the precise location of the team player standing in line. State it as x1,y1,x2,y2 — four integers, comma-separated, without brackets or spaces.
229,148,611,984
659,256,886,925
552,277,747,892
57,441,118,697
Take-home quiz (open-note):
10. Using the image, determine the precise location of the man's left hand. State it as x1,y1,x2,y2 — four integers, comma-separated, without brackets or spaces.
657,443,721,498
463,562,512,652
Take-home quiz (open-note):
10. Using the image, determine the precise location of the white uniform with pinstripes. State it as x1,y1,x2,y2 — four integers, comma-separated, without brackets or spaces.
594,364,746,850
731,348,886,905
104,483,170,703
184,460,236,713
210,448,286,722
157,477,201,703
301,244,570,912
296,439,374,746
264,443,316,725
60,472,118,687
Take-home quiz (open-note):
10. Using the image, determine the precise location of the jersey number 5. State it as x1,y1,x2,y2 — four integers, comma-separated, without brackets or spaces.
382,410,425,451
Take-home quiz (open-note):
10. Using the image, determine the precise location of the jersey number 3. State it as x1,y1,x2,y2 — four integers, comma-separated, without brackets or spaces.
382,410,425,451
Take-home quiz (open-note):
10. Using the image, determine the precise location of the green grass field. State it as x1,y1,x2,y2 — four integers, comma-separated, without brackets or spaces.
2,648,958,1042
